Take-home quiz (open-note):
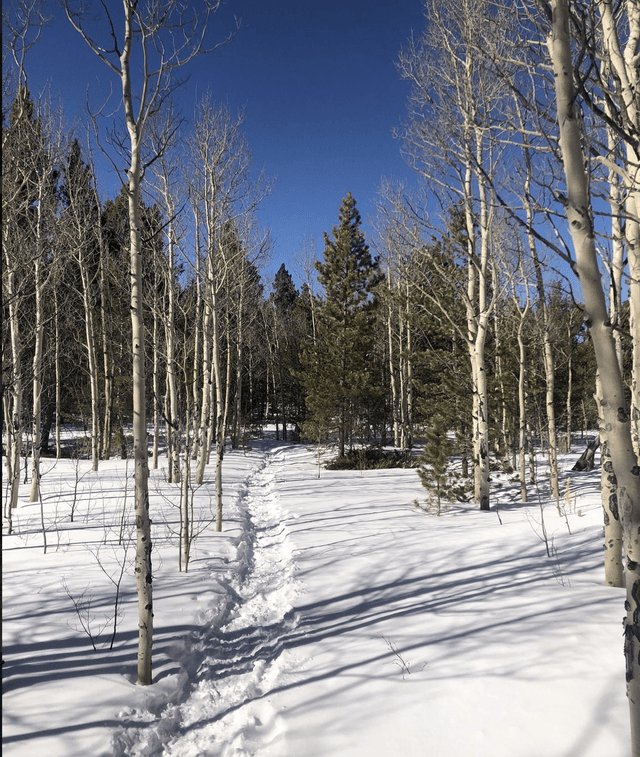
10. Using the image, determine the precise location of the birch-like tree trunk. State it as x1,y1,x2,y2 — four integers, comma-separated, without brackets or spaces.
65,0,226,686
96,187,113,460
54,290,61,460
29,188,45,503
397,0,503,510
120,13,153,686
597,0,640,460
547,1,640,745
5,261,22,514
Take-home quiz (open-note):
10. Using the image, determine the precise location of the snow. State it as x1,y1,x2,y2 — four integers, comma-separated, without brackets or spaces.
2,435,630,756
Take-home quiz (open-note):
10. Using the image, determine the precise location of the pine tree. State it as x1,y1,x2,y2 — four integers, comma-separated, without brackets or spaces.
417,415,455,515
267,264,303,441
300,193,382,457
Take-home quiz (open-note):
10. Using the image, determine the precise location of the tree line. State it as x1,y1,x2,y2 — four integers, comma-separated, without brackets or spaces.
2,0,639,745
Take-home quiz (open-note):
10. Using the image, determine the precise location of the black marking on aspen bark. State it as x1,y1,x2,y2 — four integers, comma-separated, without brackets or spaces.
603,509,610,526
603,459,614,473
609,493,619,520
626,580,640,681
631,466,640,477
585,318,592,328
617,407,628,422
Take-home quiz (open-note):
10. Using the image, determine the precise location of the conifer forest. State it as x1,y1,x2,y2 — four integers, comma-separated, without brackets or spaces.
3,1,640,755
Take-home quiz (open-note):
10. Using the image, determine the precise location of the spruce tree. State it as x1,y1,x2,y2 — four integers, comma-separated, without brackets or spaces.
300,192,381,457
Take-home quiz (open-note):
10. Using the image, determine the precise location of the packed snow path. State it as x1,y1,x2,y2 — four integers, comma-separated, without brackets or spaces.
112,442,628,757
114,445,301,757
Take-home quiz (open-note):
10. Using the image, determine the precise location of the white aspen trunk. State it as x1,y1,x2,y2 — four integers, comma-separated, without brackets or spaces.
549,3,640,746
180,406,191,572
213,289,226,532
233,286,244,449
6,263,22,512
205,345,217,461
463,164,486,509
191,215,202,461
525,136,560,501
518,338,528,503
152,306,160,470
119,2,152,687
404,288,414,451
99,224,113,460
600,120,626,589
79,257,100,471
532,252,560,503
54,292,61,460
565,336,572,452
165,224,180,484
494,314,510,461
628,222,640,458
3,392,14,528
386,270,401,448
195,255,213,485
463,132,492,511
600,388,624,587
474,106,494,513
517,297,530,503
29,194,45,503
471,337,490,511
599,0,640,458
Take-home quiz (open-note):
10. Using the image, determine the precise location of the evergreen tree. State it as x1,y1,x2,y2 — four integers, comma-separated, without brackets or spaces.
417,415,455,515
300,192,382,457
267,264,303,440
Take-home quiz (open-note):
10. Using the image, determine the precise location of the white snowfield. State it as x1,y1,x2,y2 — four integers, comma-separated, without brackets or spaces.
2,439,630,756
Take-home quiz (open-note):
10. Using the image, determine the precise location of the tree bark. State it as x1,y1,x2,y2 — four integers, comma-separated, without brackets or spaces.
29,191,45,503
549,2,640,746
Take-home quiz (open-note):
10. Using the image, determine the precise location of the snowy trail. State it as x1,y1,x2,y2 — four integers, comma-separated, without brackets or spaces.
113,445,301,757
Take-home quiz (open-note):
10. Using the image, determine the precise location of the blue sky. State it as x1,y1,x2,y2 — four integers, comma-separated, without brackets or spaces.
23,0,427,285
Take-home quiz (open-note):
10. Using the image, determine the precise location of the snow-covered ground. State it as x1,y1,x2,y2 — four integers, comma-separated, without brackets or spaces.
2,436,630,756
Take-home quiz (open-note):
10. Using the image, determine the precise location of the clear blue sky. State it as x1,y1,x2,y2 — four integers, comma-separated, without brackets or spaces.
24,0,427,284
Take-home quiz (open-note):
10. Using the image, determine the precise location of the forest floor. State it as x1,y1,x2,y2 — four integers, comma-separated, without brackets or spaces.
1,433,630,756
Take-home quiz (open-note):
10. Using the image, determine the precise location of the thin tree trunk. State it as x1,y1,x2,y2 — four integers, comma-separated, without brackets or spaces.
29,194,45,503
191,212,202,461
386,270,401,448
213,288,226,531
165,224,180,484
120,4,152,686
79,255,100,470
195,256,212,485
152,304,160,470
404,290,414,451
98,208,113,460
517,294,530,503
565,325,573,453
54,290,62,460
6,263,22,513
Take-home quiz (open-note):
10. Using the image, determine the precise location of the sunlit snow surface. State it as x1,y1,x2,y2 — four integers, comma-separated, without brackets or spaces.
2,435,629,756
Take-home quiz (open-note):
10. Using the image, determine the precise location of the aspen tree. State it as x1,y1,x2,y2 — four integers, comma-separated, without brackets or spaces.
398,0,509,509
63,0,229,686
545,0,640,745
